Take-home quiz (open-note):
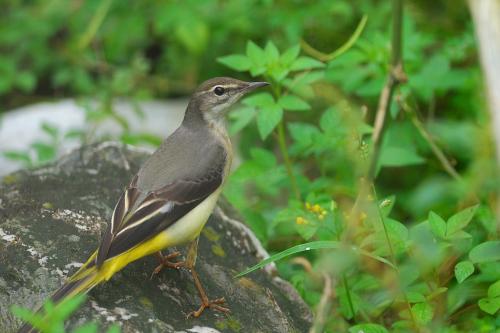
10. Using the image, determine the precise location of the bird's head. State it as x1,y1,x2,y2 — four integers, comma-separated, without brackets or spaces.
189,77,269,123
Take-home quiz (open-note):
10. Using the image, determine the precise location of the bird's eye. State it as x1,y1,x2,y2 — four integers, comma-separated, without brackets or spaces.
214,86,225,96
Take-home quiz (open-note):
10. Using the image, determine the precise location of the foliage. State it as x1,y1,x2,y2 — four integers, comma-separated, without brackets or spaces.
217,4,499,332
2,1,500,332
11,294,120,333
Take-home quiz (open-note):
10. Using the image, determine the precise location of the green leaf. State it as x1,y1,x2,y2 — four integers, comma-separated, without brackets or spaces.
229,106,256,134
31,142,56,163
41,122,59,140
446,230,472,240
379,147,425,168
235,241,341,277
295,222,319,240
120,133,162,147
427,287,448,301
478,297,500,315
246,41,266,76
378,218,409,255
278,95,310,111
52,294,87,321
64,129,85,140
446,205,478,236
16,71,37,92
454,260,475,283
411,302,434,325
249,148,277,168
3,150,32,165
175,20,208,54
290,56,325,71
392,320,413,330
11,305,40,323
265,41,280,62
469,241,500,263
428,211,446,238
256,103,283,140
280,45,300,66
246,40,265,62
488,280,500,298
349,323,388,333
217,54,251,72
406,291,426,303
243,92,275,108
105,324,121,333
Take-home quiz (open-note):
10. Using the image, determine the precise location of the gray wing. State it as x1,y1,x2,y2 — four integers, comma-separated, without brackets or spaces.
95,127,227,268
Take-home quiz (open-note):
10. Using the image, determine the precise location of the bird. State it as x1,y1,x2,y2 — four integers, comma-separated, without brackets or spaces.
18,77,269,333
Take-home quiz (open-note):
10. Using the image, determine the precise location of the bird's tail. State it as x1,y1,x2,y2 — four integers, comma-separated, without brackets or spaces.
18,252,102,333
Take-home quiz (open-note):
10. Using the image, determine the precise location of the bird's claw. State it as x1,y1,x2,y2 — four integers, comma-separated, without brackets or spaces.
187,297,230,318
150,251,185,279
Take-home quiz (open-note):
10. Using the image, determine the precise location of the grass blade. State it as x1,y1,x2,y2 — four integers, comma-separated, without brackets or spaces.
235,241,340,278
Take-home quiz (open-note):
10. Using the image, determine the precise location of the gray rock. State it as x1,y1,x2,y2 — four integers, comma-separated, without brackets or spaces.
0,143,312,333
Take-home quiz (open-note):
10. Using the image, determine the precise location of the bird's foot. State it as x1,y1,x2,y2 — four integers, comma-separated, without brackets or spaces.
187,297,230,318
186,267,230,318
150,251,185,279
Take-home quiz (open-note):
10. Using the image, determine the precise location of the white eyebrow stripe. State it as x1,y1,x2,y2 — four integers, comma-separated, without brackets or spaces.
213,84,239,90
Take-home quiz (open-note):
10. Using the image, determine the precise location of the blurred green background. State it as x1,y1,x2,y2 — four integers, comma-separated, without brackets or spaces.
2,0,499,332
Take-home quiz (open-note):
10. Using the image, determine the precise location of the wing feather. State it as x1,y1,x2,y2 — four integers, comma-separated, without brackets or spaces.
95,146,226,268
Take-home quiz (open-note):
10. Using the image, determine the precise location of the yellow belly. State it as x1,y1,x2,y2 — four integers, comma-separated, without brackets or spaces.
97,187,222,280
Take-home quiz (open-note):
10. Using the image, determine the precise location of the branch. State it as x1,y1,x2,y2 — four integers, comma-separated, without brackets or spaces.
468,0,500,163
309,273,335,333
367,0,407,181
468,0,500,219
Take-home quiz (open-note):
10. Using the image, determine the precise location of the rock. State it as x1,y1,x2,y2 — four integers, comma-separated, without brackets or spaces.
0,142,312,333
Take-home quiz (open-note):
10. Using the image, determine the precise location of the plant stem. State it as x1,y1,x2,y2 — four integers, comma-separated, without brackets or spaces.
309,273,334,333
373,185,419,331
277,121,301,200
78,0,113,50
400,99,461,181
269,80,301,201
367,0,407,181
342,274,356,320
301,15,368,62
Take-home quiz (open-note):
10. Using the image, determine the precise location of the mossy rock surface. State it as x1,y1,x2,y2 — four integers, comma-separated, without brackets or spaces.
0,142,312,333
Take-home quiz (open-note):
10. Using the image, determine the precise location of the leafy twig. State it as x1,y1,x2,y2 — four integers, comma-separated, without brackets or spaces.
367,0,407,181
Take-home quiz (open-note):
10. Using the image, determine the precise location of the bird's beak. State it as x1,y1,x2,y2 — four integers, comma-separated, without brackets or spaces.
242,81,270,93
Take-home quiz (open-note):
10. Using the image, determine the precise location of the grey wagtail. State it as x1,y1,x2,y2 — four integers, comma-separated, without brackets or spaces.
18,77,269,333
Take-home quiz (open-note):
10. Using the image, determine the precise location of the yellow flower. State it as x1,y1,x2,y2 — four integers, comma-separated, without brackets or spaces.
296,216,308,225
312,204,321,213
305,202,312,210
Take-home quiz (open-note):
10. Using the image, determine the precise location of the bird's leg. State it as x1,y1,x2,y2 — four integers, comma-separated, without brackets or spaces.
150,250,185,279
185,237,230,318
